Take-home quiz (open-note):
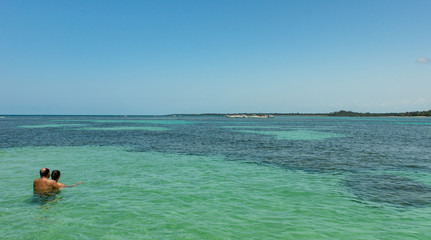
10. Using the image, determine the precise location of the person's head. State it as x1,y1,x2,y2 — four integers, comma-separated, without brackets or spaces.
51,170,61,182
40,168,50,178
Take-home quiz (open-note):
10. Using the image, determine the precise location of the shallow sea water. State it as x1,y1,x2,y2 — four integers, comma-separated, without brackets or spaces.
0,116,430,239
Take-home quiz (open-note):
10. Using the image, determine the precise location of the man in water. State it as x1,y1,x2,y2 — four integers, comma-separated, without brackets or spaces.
33,168,62,193
51,170,82,188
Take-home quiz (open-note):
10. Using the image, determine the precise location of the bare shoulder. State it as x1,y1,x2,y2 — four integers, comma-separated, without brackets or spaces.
48,179,61,188
33,178,43,185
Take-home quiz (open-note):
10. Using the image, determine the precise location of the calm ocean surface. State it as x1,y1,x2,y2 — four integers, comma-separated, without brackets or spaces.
0,115,430,239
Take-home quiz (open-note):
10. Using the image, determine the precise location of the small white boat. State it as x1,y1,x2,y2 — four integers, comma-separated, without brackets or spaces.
226,114,247,118
226,114,274,118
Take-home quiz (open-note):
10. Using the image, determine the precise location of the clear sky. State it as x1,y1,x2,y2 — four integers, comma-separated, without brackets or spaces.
1,0,430,115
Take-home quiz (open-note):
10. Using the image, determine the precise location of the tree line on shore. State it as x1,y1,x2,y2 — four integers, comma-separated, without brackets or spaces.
327,110,431,117
171,109,431,117
220,110,431,117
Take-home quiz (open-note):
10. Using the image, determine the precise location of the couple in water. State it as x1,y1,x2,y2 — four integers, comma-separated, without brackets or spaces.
33,168,82,194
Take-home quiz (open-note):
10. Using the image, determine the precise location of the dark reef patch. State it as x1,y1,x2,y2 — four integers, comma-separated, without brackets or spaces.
343,174,431,208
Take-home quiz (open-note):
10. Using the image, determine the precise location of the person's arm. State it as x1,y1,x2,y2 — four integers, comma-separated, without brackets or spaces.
63,181,83,188
49,180,63,190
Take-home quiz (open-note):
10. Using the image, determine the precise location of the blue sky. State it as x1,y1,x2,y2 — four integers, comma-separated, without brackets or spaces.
1,0,430,115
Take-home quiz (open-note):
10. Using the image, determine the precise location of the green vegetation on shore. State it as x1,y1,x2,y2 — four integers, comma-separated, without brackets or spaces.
3,110,430,117
170,110,431,117
327,110,431,117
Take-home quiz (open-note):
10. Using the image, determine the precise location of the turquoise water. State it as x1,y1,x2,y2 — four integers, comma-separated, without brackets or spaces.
232,129,345,140
18,123,88,128
1,116,430,239
79,126,171,131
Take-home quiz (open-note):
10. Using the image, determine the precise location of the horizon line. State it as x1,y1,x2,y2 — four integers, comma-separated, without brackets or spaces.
1,109,431,117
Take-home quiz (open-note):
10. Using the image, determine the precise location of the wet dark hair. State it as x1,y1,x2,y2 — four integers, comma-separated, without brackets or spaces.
40,168,50,177
51,170,61,181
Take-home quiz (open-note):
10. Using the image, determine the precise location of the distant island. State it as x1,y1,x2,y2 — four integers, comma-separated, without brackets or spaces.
326,110,431,117
170,110,431,117
3,110,429,117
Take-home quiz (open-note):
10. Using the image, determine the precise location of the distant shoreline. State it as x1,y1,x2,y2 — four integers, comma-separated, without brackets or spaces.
1,110,431,117
171,110,431,117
